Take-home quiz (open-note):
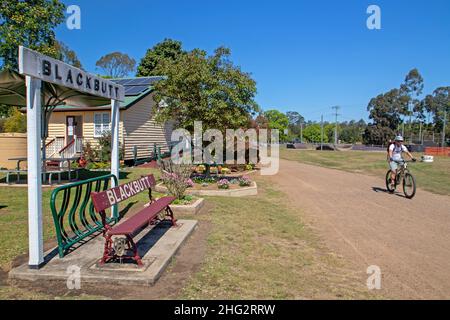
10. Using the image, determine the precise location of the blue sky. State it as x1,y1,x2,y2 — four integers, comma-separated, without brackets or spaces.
57,0,450,123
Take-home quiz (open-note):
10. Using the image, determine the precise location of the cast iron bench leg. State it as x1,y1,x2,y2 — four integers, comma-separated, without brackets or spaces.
127,234,143,267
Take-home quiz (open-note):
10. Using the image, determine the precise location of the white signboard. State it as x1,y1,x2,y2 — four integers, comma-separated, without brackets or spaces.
18,46,125,102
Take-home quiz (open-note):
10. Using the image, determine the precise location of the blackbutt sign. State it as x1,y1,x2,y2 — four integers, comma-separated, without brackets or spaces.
91,175,157,212
18,46,125,102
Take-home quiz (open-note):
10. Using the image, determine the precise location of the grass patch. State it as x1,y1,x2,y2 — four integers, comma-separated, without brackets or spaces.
280,148,450,196
181,177,375,299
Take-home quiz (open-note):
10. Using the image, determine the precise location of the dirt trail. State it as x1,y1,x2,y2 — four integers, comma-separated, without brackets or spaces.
270,159,450,299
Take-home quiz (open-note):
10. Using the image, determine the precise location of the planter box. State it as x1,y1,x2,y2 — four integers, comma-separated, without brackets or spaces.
155,182,258,197
170,198,205,215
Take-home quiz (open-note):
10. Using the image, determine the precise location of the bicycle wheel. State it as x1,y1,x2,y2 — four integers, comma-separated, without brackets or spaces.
386,170,395,193
403,173,416,199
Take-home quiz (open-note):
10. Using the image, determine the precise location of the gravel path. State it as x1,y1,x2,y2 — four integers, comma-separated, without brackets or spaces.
270,159,450,299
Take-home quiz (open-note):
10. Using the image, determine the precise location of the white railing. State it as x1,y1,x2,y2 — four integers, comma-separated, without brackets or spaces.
45,137,65,158
59,137,83,159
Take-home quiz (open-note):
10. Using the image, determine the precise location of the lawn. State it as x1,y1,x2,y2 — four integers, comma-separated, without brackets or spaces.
0,166,376,299
280,148,450,196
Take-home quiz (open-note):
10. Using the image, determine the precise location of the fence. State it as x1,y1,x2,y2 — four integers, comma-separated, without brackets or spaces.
425,147,450,157
0,133,27,169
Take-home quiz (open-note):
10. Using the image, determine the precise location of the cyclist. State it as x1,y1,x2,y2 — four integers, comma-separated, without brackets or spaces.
388,136,416,189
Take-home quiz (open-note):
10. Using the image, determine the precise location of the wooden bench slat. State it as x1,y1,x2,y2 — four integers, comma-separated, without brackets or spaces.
91,175,157,212
109,196,176,235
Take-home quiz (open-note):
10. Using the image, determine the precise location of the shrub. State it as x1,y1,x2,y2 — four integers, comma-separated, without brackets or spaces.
83,142,98,163
217,179,230,189
97,131,112,162
185,178,194,188
230,178,239,185
3,109,26,133
239,175,252,187
210,166,218,174
160,160,192,199
221,167,231,175
173,195,194,205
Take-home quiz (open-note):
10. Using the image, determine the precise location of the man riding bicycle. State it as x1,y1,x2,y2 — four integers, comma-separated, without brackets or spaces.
388,136,416,189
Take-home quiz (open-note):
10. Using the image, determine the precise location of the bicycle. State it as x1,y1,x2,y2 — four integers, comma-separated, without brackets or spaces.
385,160,417,199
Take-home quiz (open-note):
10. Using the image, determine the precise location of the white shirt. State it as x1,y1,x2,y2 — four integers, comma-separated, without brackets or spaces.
389,144,408,161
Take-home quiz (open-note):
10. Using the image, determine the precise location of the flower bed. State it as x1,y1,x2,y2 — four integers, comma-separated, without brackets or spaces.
155,174,258,197
189,174,255,191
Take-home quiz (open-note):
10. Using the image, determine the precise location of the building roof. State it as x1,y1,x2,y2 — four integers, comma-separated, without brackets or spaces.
52,76,164,112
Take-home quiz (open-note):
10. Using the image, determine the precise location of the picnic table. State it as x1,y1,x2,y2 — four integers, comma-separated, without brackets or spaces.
1,157,28,184
44,157,80,183
2,157,80,185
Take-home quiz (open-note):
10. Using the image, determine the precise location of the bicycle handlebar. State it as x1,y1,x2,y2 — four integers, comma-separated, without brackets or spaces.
393,159,416,164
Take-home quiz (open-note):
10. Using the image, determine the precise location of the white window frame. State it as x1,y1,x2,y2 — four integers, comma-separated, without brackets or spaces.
93,112,111,138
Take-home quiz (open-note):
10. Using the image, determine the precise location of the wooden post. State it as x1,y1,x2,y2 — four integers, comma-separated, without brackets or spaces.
26,76,44,269
111,99,120,219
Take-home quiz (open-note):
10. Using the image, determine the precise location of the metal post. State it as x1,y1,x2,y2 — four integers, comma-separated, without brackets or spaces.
443,109,447,148
300,122,303,144
111,99,120,219
320,115,324,151
332,106,340,145
26,76,44,269
419,121,423,145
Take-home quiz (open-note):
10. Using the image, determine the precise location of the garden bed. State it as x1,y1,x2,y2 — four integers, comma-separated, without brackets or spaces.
169,197,205,215
156,180,258,197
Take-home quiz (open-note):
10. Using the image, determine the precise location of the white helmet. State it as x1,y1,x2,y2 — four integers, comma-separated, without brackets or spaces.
395,136,404,142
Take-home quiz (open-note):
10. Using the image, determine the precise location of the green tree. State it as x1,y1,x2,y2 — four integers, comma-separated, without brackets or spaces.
95,52,136,78
3,108,26,133
422,87,450,146
363,89,408,145
303,124,327,143
137,38,185,76
0,0,65,70
401,69,424,142
0,105,14,118
54,41,82,69
286,111,305,141
152,46,259,132
339,120,366,143
264,110,289,141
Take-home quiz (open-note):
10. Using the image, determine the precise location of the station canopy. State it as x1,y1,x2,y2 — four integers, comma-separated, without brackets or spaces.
0,69,111,108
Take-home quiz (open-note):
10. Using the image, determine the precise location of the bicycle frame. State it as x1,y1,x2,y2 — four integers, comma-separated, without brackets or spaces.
394,161,410,185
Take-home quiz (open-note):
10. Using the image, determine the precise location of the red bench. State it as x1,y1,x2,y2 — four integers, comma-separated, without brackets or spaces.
91,174,177,266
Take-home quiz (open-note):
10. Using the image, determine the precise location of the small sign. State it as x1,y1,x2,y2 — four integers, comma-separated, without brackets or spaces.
91,175,157,212
18,46,125,102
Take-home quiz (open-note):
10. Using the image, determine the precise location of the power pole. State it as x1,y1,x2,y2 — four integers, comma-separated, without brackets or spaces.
443,109,448,148
419,121,423,145
300,122,303,144
320,115,324,151
409,103,413,144
332,106,340,145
